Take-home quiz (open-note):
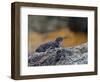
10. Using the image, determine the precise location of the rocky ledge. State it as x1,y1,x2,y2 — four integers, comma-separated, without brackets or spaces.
28,43,88,66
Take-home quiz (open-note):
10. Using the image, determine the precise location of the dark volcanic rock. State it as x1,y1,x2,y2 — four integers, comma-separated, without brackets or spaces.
28,43,88,66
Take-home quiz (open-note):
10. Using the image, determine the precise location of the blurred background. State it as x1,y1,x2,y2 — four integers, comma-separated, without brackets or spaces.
28,15,88,54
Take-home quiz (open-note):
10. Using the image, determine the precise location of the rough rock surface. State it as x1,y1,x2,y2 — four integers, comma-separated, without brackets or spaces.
28,43,88,66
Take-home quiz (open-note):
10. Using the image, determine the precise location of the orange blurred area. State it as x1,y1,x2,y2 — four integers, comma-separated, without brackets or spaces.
28,28,87,53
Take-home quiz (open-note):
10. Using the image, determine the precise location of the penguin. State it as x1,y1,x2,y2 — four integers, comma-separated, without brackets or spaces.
35,37,63,52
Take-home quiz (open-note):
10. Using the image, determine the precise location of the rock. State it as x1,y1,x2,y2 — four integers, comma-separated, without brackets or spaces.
28,43,88,66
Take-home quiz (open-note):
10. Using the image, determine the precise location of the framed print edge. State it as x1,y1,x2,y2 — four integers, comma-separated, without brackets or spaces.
11,2,21,80
11,2,98,80
94,6,98,75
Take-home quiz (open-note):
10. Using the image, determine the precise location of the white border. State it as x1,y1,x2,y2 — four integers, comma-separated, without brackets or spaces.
20,7,95,75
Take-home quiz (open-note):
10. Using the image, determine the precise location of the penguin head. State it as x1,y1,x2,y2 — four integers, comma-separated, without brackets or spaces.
55,37,63,43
